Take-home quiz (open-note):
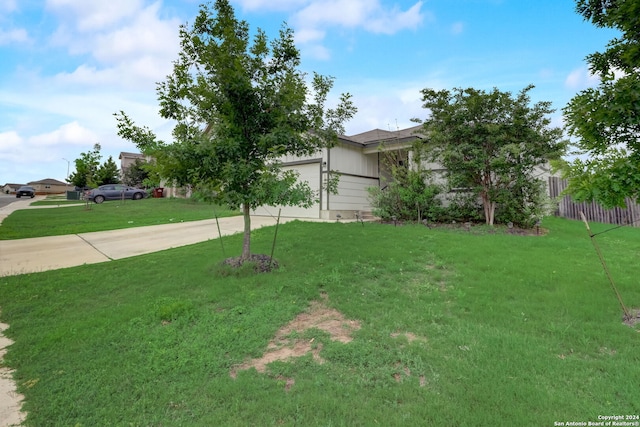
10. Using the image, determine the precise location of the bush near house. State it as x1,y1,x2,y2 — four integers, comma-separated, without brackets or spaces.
368,167,442,222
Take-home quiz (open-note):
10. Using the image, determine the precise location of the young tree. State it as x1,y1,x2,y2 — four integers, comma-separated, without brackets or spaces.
68,144,122,188
418,85,565,226
115,0,355,261
68,144,102,189
561,0,640,208
96,156,120,186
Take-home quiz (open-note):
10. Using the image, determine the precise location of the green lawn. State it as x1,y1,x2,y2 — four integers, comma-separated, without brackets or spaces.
0,197,239,239
0,217,639,426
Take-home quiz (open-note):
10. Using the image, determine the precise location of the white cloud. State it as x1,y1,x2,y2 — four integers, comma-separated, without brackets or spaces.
0,0,17,13
91,3,180,64
236,0,426,59
565,67,599,90
0,28,29,45
45,0,146,32
47,2,181,90
295,27,326,44
234,0,310,12
0,130,22,151
0,124,98,176
293,0,424,34
29,122,98,147
364,1,424,34
334,78,436,134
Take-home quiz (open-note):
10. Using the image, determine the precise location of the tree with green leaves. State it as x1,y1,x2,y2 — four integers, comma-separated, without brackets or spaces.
96,156,120,186
115,0,355,261
122,158,157,188
418,85,565,226
68,144,122,188
561,0,640,208
68,144,102,189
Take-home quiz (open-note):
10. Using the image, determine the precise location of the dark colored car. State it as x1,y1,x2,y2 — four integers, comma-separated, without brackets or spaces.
16,186,35,198
85,184,147,204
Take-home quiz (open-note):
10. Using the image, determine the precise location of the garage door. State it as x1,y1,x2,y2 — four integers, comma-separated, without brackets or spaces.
253,162,321,218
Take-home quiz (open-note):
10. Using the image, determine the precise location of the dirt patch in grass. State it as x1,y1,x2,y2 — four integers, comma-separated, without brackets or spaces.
0,321,26,427
230,294,361,379
390,331,427,343
623,308,640,327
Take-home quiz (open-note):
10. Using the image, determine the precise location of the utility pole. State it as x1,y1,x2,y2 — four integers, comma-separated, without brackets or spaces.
62,158,70,181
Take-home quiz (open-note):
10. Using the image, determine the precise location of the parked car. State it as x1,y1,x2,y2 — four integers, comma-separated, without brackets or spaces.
85,184,147,204
15,186,35,198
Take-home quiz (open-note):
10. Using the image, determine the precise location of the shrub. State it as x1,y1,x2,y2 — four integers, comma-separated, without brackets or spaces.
368,167,442,221
433,192,484,223
494,177,556,228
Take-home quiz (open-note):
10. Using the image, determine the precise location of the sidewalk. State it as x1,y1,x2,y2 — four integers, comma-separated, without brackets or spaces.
0,199,298,277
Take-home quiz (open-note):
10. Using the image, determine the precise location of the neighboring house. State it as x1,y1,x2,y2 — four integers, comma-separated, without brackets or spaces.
2,183,25,194
253,125,425,219
119,152,146,172
27,178,69,194
119,151,186,198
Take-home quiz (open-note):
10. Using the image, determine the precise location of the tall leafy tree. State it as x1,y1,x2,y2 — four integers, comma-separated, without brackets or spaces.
418,85,565,226
115,0,355,261
561,0,640,208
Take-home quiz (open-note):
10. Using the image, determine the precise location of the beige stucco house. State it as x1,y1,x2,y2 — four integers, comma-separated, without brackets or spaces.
27,178,69,194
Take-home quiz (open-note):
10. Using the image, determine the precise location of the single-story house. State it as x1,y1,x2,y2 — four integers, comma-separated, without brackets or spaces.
2,183,25,194
253,125,559,220
27,178,70,194
253,125,426,219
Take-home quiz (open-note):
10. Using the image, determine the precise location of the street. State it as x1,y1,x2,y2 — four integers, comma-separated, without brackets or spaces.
0,194,20,209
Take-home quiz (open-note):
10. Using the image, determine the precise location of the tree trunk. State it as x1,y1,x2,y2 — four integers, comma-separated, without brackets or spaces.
481,191,495,226
241,203,251,261
487,201,495,226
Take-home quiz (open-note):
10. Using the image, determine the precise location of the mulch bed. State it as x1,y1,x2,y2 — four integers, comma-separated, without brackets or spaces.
222,254,279,273
379,220,549,236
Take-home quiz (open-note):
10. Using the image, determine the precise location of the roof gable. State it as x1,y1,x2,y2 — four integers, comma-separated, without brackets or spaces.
340,125,425,149
28,178,67,185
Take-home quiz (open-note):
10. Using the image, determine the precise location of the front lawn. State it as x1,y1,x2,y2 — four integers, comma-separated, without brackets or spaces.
0,217,638,425
0,197,239,239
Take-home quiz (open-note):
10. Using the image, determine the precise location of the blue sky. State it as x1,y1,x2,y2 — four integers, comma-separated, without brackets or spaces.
0,0,619,185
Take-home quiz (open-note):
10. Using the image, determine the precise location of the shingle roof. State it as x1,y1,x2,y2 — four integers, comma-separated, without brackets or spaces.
343,125,424,147
119,152,146,159
28,178,68,185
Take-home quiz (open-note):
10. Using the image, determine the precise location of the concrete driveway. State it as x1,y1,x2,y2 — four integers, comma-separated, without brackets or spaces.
0,199,300,277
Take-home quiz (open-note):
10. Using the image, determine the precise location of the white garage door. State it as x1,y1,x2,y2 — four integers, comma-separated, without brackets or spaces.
253,162,321,218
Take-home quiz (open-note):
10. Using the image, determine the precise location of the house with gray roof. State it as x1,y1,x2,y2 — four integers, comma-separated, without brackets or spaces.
253,125,428,219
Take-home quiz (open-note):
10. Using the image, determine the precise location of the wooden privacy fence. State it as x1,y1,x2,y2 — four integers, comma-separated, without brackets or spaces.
548,177,640,227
